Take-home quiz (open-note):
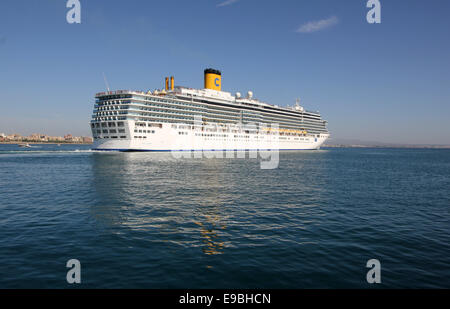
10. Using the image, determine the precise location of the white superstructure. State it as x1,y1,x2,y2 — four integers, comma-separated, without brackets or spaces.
90,69,329,151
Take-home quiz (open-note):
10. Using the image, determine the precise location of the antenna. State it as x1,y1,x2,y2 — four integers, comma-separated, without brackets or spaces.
295,98,304,112
103,72,110,92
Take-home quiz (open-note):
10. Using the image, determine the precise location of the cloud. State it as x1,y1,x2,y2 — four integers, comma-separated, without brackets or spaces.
217,0,240,7
296,16,339,33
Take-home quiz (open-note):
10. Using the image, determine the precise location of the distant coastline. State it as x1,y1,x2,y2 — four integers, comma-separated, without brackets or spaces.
324,137,450,149
324,144,450,149
0,133,93,144
0,141,93,145
1,142,448,149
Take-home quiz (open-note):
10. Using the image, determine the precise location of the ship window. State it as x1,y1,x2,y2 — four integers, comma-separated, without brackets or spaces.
109,129,116,133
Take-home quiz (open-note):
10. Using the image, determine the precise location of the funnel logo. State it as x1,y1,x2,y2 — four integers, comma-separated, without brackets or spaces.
214,78,220,87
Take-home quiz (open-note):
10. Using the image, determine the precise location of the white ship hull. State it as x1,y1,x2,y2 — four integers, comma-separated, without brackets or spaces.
92,122,329,152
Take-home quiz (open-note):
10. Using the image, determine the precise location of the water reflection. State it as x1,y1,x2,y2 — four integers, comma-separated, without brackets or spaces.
90,152,231,256
195,217,225,255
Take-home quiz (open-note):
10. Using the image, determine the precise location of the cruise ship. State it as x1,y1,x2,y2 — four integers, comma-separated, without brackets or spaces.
90,69,329,151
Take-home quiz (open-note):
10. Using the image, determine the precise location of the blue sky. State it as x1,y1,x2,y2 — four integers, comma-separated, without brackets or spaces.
0,0,449,144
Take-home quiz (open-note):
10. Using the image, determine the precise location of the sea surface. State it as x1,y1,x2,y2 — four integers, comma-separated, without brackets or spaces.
0,144,449,288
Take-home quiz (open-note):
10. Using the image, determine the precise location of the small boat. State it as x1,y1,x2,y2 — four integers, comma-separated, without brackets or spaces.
18,143,32,148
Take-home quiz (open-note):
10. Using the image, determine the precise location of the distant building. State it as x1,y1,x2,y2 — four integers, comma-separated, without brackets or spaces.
0,132,92,143
48,136,64,142
8,134,22,141
82,137,93,143
28,133,40,141
64,134,73,142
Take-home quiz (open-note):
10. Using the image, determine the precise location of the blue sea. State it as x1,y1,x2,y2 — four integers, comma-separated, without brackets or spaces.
0,144,449,288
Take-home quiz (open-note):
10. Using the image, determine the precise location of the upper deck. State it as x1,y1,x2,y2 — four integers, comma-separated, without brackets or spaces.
95,88,322,118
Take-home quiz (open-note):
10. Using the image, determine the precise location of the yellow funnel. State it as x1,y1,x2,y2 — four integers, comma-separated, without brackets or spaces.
204,68,221,91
